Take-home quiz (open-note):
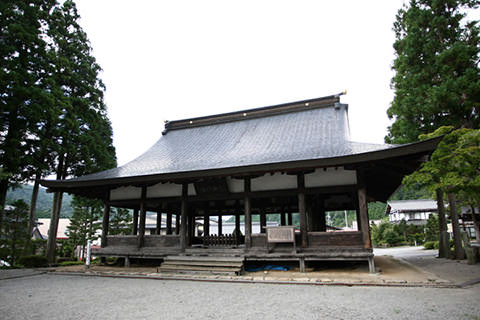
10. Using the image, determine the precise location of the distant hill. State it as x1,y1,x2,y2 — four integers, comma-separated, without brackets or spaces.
6,184,73,218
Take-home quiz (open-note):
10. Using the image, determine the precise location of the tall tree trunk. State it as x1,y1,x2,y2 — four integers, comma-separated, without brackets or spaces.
435,189,449,258
474,199,480,241
447,192,464,260
25,173,41,254
46,154,65,264
0,179,8,237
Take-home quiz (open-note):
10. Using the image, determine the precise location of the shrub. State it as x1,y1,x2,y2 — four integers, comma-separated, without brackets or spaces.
17,255,49,268
424,241,439,250
58,260,84,266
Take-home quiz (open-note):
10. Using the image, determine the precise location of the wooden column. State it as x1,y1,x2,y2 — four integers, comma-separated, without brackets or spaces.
244,177,252,248
260,208,266,233
138,186,147,248
280,209,286,226
188,209,194,244
357,187,371,249
132,209,139,235
318,197,326,232
175,213,180,235
287,212,292,226
101,203,110,248
218,215,223,235
180,183,188,252
298,173,308,248
155,211,162,235
235,202,240,235
203,214,210,236
166,213,172,235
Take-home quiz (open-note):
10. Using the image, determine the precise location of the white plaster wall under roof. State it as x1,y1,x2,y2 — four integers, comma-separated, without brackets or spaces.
110,183,196,200
110,186,141,200
147,182,196,198
305,167,357,188
225,167,356,194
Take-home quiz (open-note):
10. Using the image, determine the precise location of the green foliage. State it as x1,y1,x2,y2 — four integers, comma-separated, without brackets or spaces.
0,200,30,265
425,214,440,241
371,219,425,247
6,184,73,218
17,255,49,268
109,208,133,235
65,196,103,259
58,260,84,266
386,0,480,144
424,241,439,250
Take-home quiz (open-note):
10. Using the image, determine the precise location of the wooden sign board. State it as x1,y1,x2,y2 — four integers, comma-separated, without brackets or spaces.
266,226,296,253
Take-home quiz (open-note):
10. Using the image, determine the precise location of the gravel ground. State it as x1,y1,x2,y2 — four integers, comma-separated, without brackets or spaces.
1,273,479,320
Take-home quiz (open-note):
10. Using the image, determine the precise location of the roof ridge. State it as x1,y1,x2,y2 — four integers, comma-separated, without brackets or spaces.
162,93,343,135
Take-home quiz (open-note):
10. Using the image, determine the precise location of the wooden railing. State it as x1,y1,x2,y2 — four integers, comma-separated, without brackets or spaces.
203,234,243,246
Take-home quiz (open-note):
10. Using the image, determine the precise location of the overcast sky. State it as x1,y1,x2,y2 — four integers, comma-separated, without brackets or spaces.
75,0,407,166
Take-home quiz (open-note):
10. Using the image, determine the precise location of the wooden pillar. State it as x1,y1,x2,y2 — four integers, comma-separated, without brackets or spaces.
138,186,147,248
180,183,188,252
235,203,240,234
357,187,371,249
203,214,210,236
188,209,194,244
155,211,162,235
166,213,172,235
307,202,313,232
101,203,110,248
218,215,223,235
298,173,308,248
132,209,139,235
287,212,293,226
280,209,286,226
318,197,326,232
260,208,266,233
244,177,252,248
175,213,180,235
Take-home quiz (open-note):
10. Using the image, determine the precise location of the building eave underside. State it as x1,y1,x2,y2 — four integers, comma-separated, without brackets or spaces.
41,137,441,203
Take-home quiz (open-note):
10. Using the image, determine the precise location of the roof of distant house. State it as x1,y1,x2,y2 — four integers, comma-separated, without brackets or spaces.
385,200,438,214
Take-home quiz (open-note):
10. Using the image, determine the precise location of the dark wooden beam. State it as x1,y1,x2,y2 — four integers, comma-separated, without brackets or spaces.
358,187,371,249
244,177,252,248
298,173,308,248
137,186,147,248
155,211,161,235
166,213,172,235
180,183,188,251
101,203,110,248
132,208,139,235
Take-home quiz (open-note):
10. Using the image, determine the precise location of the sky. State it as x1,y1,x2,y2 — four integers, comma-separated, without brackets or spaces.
74,0,407,166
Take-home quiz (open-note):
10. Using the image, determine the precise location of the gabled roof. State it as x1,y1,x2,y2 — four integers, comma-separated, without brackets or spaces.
41,93,441,198
385,200,438,214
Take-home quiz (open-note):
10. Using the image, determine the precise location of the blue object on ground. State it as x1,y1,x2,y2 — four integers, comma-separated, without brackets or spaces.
245,264,291,272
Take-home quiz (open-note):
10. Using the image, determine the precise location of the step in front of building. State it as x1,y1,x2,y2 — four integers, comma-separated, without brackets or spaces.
158,255,245,276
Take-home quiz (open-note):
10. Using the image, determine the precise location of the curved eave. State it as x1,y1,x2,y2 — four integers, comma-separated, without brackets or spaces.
40,136,441,194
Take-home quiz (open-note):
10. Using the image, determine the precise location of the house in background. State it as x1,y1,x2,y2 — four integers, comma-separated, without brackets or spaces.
385,200,437,225
37,218,71,240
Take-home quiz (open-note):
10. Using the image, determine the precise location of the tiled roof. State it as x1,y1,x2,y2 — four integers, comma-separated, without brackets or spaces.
68,95,394,182
386,200,438,214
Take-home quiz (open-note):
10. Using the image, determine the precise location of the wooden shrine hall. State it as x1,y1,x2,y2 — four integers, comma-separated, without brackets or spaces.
41,93,440,274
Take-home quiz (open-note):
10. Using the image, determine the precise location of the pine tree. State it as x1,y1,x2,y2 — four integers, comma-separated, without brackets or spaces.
66,197,102,260
0,0,56,235
109,208,133,236
45,0,116,263
386,0,480,144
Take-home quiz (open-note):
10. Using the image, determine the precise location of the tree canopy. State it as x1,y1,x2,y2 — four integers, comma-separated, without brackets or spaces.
386,0,480,144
